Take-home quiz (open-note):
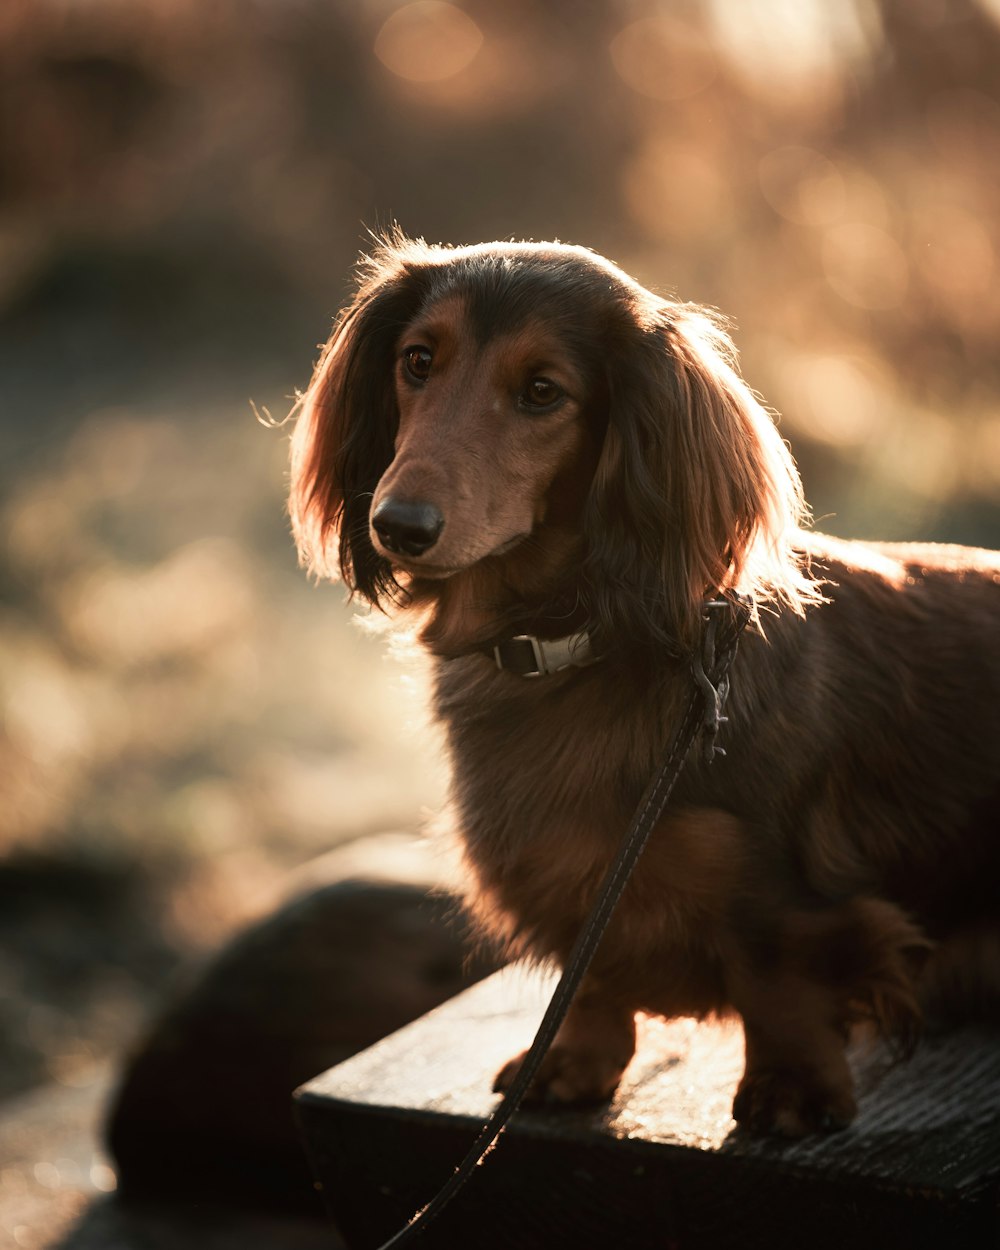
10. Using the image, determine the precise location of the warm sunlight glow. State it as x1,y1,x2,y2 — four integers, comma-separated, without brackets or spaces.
374,2,484,83
609,16,716,102
913,203,996,311
622,141,732,242
822,223,909,310
759,147,846,227
706,0,880,91
5,0,1000,1154
779,353,893,447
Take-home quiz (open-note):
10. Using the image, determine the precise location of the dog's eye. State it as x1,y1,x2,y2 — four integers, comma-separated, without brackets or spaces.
523,377,563,410
403,346,433,381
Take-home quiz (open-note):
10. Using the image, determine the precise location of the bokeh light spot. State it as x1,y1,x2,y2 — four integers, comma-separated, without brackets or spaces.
32,1162,61,1190
706,0,880,94
374,2,484,83
622,142,732,242
62,538,255,669
822,222,909,310
90,1164,117,1194
780,353,892,446
759,146,845,227
914,203,995,305
609,17,716,102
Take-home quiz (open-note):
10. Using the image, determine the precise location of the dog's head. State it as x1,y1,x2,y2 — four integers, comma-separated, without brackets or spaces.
290,233,815,652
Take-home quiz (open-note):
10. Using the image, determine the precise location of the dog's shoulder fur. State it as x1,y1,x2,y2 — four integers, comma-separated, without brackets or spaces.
435,531,999,992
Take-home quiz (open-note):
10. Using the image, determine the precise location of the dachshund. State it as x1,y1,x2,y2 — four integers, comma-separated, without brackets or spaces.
288,233,1000,1136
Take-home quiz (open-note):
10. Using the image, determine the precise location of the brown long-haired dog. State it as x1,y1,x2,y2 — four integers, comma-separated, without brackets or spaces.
289,234,1000,1136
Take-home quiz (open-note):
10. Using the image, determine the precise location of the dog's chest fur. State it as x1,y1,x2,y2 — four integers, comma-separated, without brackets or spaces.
432,650,750,1016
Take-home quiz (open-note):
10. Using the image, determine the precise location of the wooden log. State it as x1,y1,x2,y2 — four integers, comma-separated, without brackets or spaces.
296,967,1000,1250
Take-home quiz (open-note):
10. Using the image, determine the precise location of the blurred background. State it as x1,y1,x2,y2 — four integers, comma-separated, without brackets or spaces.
1,0,999,1224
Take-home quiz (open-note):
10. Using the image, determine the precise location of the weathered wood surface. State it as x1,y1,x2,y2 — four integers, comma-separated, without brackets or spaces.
297,966,1000,1250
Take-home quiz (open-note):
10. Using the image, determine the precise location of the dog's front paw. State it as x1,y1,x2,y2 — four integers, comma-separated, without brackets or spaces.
732,1066,857,1137
493,1043,629,1106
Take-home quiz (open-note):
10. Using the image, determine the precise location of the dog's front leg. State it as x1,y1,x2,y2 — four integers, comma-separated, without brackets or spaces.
493,982,637,1106
729,969,857,1137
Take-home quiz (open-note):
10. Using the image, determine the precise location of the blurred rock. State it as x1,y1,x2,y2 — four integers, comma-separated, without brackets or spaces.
106,834,497,1213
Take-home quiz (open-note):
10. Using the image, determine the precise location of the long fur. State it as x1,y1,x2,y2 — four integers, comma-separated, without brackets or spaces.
289,233,1000,1135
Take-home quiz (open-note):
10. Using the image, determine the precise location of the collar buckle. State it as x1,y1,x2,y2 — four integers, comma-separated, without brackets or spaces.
492,632,596,678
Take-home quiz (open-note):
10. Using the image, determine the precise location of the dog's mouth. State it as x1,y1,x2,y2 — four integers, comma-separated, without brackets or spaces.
390,559,459,580
373,529,531,579
488,533,531,558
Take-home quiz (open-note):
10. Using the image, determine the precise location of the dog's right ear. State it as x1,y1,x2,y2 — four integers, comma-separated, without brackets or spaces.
288,262,426,605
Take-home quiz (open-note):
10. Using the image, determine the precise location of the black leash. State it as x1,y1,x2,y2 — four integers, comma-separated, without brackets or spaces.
374,595,752,1248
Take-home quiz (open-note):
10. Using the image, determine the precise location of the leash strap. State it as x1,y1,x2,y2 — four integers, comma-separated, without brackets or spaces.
375,596,751,1247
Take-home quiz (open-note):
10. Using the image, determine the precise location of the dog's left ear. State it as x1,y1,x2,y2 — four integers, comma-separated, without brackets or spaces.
585,306,814,652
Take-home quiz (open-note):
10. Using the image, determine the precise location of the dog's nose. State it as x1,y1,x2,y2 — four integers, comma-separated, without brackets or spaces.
371,498,444,557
